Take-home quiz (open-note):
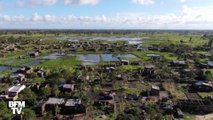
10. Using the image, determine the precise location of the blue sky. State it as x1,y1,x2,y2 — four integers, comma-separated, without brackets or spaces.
0,0,213,29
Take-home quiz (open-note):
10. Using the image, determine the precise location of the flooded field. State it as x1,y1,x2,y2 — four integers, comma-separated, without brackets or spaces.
4,59,17,63
21,60,43,66
0,66,20,72
71,54,136,65
55,36,147,44
101,54,136,62
77,54,100,65
42,53,66,60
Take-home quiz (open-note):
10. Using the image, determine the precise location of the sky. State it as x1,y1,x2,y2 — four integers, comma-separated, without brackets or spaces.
0,0,213,29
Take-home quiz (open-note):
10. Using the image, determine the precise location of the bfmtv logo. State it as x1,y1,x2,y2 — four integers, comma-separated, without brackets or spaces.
8,101,25,115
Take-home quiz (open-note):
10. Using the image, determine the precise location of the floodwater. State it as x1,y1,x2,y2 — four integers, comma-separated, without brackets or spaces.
74,54,136,65
146,54,161,57
4,59,17,63
42,52,66,60
21,60,42,66
78,54,100,65
55,36,147,44
101,54,136,62
0,66,20,72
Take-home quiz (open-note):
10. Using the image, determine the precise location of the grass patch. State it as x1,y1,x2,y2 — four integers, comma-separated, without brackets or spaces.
0,71,13,76
184,114,195,120
198,92,213,98
120,65,143,70
163,82,187,99
0,83,10,92
27,77,46,84
40,56,81,69
132,51,177,61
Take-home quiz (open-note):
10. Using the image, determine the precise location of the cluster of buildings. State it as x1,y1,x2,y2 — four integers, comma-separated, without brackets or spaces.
0,67,47,100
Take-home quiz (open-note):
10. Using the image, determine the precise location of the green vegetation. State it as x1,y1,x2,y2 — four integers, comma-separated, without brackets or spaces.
198,92,213,98
184,114,195,120
40,56,81,69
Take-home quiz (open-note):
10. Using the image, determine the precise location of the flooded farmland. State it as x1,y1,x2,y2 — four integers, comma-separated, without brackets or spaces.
0,66,20,72
55,36,147,44
72,54,137,65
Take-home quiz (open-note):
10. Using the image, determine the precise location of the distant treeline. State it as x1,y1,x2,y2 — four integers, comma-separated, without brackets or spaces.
0,29,213,35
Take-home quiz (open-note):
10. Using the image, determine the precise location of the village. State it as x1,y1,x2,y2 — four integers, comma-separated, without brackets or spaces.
0,30,212,120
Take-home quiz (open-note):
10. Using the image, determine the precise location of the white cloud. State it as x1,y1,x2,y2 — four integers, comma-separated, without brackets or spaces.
1,5,213,29
17,0,56,7
131,0,155,5
30,13,58,23
44,15,57,22
64,0,99,5
180,0,186,3
31,13,43,22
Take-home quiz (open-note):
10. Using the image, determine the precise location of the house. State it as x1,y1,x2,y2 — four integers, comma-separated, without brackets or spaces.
106,47,113,52
177,99,213,114
121,59,129,65
34,68,47,77
6,45,16,51
137,47,142,51
116,74,123,80
75,65,86,70
160,47,171,52
196,62,208,69
0,94,9,100
43,98,65,114
142,65,155,78
200,53,212,58
35,99,46,115
207,61,213,68
125,94,139,101
148,46,159,51
24,67,34,74
99,92,114,101
170,60,186,67
105,66,116,72
70,47,77,52
160,102,174,115
184,53,194,59
36,70,46,77
53,45,63,49
159,91,169,101
45,98,65,105
180,69,193,78
174,108,184,118
130,61,141,66
86,47,96,52
147,54,161,60
150,85,160,96
96,92,115,113
41,98,86,115
58,84,75,92
5,84,26,100
17,67,34,75
203,46,212,51
29,51,39,57
65,100,81,108
192,81,213,92
185,93,201,100
62,99,86,115
10,73,26,82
